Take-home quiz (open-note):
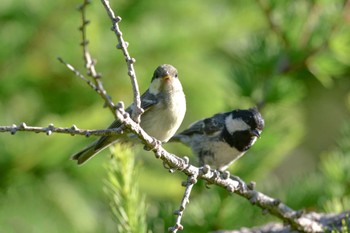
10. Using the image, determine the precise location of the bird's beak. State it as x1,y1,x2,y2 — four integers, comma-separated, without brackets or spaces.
250,129,261,138
162,75,172,81
161,70,172,81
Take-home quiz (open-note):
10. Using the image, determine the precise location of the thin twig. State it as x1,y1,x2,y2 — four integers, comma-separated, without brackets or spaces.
57,57,96,90
58,56,119,116
100,0,143,123
78,0,92,68
169,175,198,233
0,122,124,137
78,0,117,115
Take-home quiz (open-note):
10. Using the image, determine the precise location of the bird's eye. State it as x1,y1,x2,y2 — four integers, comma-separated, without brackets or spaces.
175,74,178,78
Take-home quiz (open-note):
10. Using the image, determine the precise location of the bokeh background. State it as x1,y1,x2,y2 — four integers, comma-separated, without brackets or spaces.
1,0,350,232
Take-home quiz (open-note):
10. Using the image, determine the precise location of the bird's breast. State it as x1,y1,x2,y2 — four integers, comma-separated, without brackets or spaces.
141,90,186,142
195,139,244,171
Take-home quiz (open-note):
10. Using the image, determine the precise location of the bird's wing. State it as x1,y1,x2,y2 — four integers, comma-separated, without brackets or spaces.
123,89,159,115
94,90,159,149
139,89,159,112
177,112,227,136
106,89,158,129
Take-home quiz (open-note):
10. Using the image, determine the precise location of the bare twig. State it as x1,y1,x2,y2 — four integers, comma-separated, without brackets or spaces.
100,0,143,123
78,0,92,68
169,175,198,233
57,57,97,90
58,56,119,117
213,212,350,233
77,0,117,115
0,122,124,137
58,1,118,118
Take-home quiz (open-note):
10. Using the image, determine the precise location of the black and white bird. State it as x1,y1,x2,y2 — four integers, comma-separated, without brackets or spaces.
72,64,186,165
170,108,264,171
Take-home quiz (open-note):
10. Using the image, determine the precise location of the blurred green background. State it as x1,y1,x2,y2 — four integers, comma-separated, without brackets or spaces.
1,0,350,232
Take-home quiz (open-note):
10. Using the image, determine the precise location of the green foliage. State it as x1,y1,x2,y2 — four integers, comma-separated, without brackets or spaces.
321,122,350,213
0,0,349,232
104,145,148,233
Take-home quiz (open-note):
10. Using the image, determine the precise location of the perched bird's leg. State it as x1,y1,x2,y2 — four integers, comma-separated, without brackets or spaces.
221,170,231,180
229,174,247,190
199,165,213,188
201,165,224,188
180,156,190,171
201,164,211,175
212,169,221,179
218,170,239,182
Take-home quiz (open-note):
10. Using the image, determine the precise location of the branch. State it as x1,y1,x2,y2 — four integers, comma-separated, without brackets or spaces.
169,175,198,233
57,57,97,91
100,0,143,123
77,0,117,115
233,182,323,232
113,105,325,233
57,1,119,120
212,211,350,233
0,122,123,137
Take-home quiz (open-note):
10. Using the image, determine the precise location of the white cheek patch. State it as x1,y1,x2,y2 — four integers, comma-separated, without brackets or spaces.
225,115,250,134
149,78,161,95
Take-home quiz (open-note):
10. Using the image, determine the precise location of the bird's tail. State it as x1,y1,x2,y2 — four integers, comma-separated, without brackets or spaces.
71,136,115,165
71,143,98,165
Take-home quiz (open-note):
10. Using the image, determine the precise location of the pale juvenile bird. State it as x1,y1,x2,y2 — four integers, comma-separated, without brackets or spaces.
170,108,264,171
72,64,186,164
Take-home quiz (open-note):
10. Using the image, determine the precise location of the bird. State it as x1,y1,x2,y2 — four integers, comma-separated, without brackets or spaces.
72,64,186,165
169,108,264,171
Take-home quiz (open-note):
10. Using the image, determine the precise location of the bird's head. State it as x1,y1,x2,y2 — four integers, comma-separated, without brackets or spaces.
224,108,265,151
149,64,181,94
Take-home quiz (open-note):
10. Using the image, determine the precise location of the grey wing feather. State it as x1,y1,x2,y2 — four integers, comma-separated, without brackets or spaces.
202,113,227,134
94,89,158,147
139,90,158,111
176,120,206,136
170,113,226,142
